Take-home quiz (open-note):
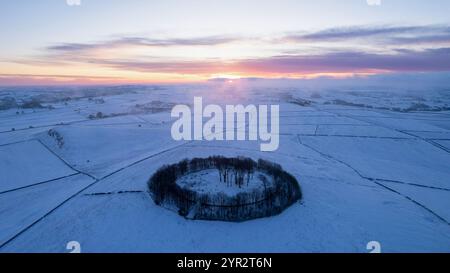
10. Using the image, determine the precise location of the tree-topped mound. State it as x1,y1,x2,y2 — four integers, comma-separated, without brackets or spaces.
148,156,302,222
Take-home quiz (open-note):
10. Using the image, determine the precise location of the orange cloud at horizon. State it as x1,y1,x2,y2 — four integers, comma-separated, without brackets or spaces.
3,23,450,86
0,57,388,86
0,70,383,86
1,45,448,85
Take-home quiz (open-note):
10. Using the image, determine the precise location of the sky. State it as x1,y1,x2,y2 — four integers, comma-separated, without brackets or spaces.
1,0,450,85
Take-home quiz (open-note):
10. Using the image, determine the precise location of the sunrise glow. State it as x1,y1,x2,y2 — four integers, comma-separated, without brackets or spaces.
1,1,450,85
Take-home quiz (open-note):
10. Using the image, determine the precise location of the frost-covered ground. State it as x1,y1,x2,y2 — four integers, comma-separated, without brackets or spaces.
1,83,450,253
176,169,272,197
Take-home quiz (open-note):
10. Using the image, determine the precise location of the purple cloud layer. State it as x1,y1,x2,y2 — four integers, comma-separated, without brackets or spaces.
46,35,239,52
284,25,450,44
71,48,450,75
13,24,450,76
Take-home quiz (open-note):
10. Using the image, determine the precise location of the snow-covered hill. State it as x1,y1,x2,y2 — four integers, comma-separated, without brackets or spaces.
1,84,450,252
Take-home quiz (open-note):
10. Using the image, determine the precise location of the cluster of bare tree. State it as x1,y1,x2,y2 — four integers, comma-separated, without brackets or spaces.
48,129,64,148
207,157,255,188
148,156,302,222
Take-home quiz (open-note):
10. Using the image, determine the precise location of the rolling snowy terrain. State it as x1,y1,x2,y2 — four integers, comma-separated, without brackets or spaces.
1,83,450,253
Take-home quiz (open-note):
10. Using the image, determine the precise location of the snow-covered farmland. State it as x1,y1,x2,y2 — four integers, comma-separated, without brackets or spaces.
0,84,450,253
0,140,77,193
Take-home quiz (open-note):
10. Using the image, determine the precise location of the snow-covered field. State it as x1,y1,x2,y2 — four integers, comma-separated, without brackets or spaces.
1,84,450,253
176,169,272,197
